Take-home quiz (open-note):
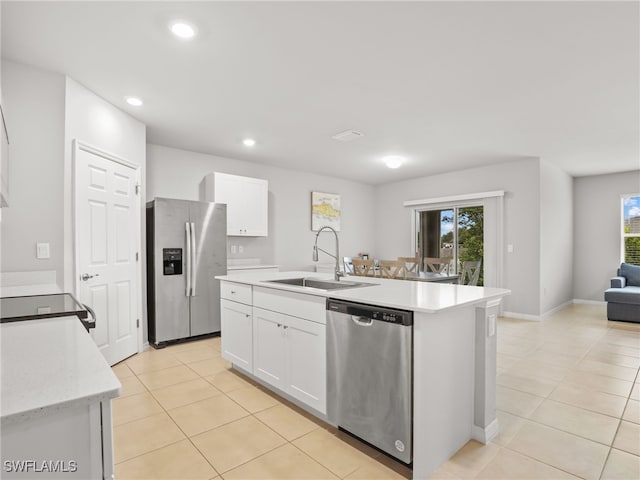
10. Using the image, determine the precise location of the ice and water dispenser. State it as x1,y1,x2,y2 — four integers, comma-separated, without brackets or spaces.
162,248,182,275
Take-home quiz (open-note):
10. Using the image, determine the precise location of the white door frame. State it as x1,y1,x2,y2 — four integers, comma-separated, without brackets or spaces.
71,139,143,354
405,190,505,313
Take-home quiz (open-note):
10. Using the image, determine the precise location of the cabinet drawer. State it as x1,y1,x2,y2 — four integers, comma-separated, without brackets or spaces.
220,282,252,304
253,287,325,324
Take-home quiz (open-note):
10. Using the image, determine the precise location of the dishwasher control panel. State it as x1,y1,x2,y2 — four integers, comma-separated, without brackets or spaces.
327,299,413,326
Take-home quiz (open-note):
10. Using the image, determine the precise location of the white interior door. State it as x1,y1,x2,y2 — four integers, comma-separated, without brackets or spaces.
75,142,139,365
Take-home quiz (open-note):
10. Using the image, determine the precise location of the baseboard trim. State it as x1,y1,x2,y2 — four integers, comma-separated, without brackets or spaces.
472,418,499,444
502,311,542,321
573,299,607,306
503,299,588,321
541,300,573,318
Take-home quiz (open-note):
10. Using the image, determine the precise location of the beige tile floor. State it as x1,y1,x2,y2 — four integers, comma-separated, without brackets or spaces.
112,304,640,480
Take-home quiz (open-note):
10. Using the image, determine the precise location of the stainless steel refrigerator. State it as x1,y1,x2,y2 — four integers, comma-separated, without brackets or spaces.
146,198,227,347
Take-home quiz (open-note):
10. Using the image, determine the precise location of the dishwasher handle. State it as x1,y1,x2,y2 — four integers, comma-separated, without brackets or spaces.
351,315,373,326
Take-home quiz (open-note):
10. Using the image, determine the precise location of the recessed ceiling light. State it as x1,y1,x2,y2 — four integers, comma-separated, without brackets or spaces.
126,97,143,107
382,155,405,169
242,138,256,147
170,21,196,39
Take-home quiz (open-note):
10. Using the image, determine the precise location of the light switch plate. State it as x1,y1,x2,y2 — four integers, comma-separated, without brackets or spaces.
36,243,50,259
507,244,514,253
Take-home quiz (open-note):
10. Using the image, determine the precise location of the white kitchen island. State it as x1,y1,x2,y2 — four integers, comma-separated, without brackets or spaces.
1,316,121,479
216,271,510,480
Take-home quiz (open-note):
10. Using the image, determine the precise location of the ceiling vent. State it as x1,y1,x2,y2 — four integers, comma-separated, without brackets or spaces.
331,130,365,142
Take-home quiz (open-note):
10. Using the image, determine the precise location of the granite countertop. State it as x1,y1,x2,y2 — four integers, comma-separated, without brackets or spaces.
0,316,121,424
216,271,510,313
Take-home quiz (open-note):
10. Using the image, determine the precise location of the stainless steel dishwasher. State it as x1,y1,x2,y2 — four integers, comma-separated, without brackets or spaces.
326,298,413,464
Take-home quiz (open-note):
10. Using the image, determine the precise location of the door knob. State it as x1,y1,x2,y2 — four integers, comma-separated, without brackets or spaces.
80,273,99,281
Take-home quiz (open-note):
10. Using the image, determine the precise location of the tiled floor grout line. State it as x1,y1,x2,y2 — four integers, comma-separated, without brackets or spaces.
127,352,336,480
114,310,639,480
492,320,639,479
597,364,640,480
117,361,244,478
118,352,400,479
498,444,582,480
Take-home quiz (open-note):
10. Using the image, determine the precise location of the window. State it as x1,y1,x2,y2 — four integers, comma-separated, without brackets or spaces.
622,195,640,265
415,204,484,285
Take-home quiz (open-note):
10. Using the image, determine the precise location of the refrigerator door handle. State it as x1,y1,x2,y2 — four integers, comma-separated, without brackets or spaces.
191,222,197,296
185,222,192,296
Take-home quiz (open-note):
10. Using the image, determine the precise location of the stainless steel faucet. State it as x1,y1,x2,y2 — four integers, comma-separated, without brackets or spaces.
312,226,344,281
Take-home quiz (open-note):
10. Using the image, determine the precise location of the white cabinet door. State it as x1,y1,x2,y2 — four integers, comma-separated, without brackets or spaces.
286,315,326,414
204,172,268,236
0,104,9,207
242,176,269,236
252,307,286,390
221,299,253,371
213,173,244,235
253,307,326,414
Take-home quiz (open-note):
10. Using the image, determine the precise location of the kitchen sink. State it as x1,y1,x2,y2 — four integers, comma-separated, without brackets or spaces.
266,277,375,291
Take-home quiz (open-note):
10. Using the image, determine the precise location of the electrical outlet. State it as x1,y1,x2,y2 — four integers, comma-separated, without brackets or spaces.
487,314,496,337
230,245,237,254
507,244,514,253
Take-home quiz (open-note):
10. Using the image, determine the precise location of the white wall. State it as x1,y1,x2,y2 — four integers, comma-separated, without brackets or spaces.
63,77,146,287
146,144,376,271
374,158,542,316
573,170,640,301
64,77,147,341
539,159,573,314
1,60,65,283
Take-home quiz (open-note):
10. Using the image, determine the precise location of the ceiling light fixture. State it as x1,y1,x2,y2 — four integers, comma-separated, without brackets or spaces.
332,130,365,142
382,155,405,169
126,97,143,107
170,21,196,39
242,138,256,147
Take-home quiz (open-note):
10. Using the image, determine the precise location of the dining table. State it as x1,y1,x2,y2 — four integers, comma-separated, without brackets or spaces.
347,271,460,284
402,271,460,284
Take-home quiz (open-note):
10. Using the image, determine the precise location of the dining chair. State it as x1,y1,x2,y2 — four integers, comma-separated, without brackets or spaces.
378,260,405,279
352,258,375,276
423,257,452,275
397,256,419,274
460,260,482,286
343,256,354,274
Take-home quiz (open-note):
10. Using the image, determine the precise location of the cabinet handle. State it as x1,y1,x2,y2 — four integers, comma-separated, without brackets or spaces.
283,325,288,329
277,323,282,327
230,290,236,294
245,314,250,318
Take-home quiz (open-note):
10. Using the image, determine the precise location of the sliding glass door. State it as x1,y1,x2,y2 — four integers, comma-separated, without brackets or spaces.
416,204,484,285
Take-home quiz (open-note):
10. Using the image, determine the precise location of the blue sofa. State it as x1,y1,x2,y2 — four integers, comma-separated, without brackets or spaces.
604,263,640,322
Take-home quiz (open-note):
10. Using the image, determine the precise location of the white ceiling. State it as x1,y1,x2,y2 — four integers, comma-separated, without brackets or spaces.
2,1,638,185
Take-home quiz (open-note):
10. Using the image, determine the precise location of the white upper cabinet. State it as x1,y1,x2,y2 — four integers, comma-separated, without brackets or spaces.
203,172,268,236
1,103,10,207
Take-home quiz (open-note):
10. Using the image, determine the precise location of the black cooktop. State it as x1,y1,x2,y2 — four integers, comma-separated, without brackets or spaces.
0,293,88,323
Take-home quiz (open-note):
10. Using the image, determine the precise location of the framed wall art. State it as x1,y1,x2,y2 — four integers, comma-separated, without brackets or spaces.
311,191,341,231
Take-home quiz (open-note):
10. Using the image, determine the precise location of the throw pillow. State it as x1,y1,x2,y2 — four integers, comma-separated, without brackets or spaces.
621,263,640,286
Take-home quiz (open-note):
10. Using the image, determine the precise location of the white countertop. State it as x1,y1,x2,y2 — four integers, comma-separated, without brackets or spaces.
1,316,121,424
0,283,62,297
227,264,279,271
216,271,510,313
